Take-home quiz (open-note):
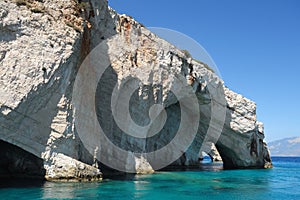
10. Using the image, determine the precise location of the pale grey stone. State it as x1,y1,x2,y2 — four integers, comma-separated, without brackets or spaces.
0,0,272,180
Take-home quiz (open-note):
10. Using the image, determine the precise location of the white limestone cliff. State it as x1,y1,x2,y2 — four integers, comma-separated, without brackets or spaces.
0,0,272,180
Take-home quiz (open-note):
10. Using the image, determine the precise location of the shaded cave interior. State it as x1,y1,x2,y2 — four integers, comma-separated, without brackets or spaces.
0,140,45,179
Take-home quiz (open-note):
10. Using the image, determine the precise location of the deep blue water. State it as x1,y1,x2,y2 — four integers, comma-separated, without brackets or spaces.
0,157,300,200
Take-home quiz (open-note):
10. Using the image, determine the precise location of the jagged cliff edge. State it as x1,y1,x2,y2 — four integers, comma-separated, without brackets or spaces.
0,0,272,181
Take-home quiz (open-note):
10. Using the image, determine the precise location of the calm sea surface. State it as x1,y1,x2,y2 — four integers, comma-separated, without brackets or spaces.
0,157,299,200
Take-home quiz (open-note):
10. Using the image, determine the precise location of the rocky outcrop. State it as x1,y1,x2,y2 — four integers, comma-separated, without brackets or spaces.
0,0,102,181
0,0,272,180
217,88,272,169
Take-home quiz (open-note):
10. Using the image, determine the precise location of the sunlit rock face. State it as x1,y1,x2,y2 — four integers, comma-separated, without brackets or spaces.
0,0,271,180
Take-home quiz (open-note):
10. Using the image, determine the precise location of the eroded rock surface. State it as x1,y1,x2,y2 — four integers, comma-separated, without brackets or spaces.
0,0,101,181
0,0,272,180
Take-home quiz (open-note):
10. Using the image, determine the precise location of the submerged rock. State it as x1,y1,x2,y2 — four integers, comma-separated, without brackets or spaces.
0,0,272,180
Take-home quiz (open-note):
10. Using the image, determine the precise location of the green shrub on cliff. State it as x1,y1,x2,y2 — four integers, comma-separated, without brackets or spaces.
193,59,215,73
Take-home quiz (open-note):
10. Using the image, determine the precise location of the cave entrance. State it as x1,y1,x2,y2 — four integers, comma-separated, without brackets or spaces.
197,151,223,171
199,152,213,163
0,140,46,182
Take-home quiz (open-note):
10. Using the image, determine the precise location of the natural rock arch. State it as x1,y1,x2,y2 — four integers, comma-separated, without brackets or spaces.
0,0,272,180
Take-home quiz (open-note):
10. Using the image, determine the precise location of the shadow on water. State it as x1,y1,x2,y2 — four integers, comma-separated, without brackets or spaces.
0,178,45,188
101,160,224,181
160,162,223,172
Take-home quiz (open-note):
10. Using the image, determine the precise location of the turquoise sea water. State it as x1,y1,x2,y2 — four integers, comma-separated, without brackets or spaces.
0,157,300,200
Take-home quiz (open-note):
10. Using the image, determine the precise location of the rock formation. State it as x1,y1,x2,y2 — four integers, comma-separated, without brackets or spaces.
199,143,222,162
0,0,272,181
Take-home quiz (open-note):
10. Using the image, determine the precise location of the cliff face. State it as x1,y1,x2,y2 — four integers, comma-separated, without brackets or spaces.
0,0,272,180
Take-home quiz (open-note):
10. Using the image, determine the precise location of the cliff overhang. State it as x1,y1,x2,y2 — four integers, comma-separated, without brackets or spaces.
0,0,272,181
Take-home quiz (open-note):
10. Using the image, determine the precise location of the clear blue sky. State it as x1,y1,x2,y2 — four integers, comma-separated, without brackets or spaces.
108,0,300,142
